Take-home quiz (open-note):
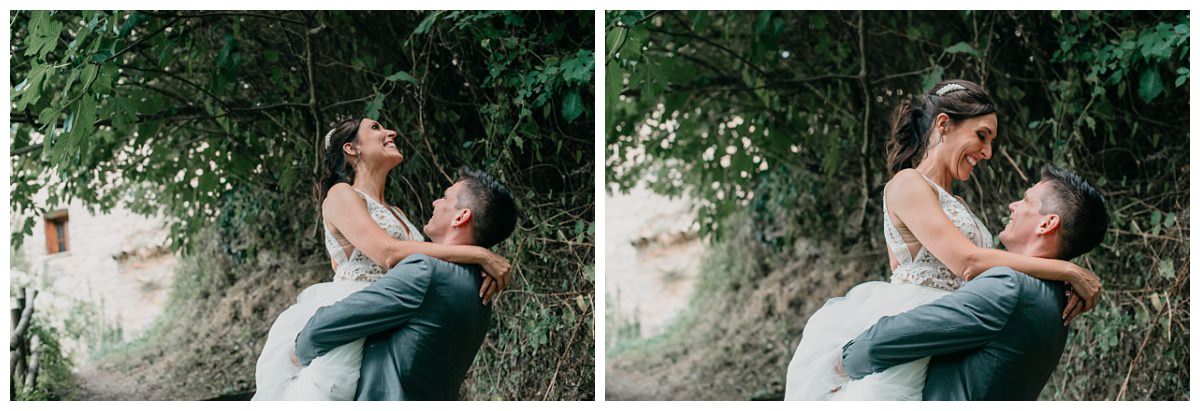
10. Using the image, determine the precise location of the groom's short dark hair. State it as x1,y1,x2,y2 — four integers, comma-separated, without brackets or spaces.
1039,165,1108,260
455,167,518,248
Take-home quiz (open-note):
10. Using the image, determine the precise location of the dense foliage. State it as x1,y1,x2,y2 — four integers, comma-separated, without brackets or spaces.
607,11,1187,400
11,10,594,400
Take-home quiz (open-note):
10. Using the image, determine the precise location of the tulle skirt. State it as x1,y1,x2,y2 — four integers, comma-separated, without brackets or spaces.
252,280,372,401
783,281,950,400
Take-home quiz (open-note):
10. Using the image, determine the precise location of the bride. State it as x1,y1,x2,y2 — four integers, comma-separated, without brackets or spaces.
783,80,1102,400
252,117,511,400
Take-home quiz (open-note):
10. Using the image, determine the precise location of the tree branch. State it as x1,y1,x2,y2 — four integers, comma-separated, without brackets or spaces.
10,104,307,158
10,289,37,352
652,15,769,78
106,16,182,63
148,11,306,26
304,15,323,175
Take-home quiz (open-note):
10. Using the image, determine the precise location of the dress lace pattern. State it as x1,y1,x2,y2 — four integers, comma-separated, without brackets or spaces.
323,189,424,282
882,174,992,292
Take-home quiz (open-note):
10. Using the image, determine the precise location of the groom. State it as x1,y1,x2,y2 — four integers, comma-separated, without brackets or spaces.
839,165,1108,400
293,167,518,400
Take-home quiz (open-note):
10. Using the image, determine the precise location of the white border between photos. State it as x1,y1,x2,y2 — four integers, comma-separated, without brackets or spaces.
3,1,1198,410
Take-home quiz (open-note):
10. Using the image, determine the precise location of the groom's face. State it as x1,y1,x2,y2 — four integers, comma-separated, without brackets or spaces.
998,181,1055,252
424,181,468,243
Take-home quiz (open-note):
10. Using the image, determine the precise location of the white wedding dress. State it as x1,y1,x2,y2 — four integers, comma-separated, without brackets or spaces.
784,174,992,400
253,189,423,400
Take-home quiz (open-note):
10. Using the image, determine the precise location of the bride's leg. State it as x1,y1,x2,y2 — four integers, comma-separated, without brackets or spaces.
253,301,319,400
282,338,367,400
832,357,931,400
255,281,373,401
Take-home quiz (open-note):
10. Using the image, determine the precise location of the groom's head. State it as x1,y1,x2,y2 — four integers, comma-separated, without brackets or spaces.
998,165,1108,260
423,167,518,248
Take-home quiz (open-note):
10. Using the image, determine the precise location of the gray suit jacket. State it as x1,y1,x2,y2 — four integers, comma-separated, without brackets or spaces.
295,254,491,400
840,266,1068,400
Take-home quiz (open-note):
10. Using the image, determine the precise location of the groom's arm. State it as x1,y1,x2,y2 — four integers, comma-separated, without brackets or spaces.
294,254,434,366
840,267,1023,379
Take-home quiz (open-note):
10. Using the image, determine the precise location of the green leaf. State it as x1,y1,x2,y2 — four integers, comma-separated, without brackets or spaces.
605,27,627,62
385,70,419,84
217,33,236,68
69,95,98,139
14,63,51,111
921,65,945,92
504,13,525,27
809,14,828,30
621,27,649,60
1163,213,1177,229
413,12,441,35
364,93,384,119
197,170,217,192
117,12,148,38
754,11,774,35
945,41,982,57
561,89,584,123
560,50,595,84
692,11,711,32
1158,259,1175,279
1138,67,1164,102
25,11,64,59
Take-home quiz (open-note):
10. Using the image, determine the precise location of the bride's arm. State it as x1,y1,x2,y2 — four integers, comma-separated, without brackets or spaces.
322,184,511,296
886,171,1100,315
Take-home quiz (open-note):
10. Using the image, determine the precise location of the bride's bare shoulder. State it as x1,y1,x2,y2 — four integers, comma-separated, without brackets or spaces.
888,168,940,211
884,169,936,203
323,183,364,210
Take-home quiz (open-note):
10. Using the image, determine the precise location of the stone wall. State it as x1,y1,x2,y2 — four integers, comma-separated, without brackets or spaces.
605,184,703,340
11,194,177,359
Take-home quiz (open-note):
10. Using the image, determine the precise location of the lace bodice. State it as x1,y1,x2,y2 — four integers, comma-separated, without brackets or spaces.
883,174,992,292
324,188,424,282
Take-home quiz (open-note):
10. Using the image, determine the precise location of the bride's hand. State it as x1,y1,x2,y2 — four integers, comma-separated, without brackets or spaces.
1062,263,1101,323
475,248,511,304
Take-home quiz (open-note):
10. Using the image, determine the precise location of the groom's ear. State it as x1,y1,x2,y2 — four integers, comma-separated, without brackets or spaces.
1038,214,1061,236
451,208,472,228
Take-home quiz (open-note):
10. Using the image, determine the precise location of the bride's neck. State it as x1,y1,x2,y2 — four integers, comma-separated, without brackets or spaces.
914,161,952,192
352,168,390,203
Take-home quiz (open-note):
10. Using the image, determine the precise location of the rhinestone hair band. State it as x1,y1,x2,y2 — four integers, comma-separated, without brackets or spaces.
935,83,967,96
323,128,337,150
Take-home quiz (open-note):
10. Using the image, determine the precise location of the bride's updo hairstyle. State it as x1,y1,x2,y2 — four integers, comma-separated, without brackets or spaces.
320,117,365,196
886,79,996,176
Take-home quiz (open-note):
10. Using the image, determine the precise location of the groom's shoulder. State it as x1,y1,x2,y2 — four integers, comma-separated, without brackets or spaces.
397,254,475,275
978,266,1021,278
976,266,1056,294
968,266,1025,292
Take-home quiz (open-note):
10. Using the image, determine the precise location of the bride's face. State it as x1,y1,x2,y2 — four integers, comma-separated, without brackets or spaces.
931,113,997,181
349,118,403,169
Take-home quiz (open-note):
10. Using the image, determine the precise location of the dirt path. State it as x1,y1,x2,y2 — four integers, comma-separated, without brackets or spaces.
72,362,145,400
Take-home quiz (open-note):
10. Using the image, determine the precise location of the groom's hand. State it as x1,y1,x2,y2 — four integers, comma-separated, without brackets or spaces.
834,353,847,378
290,348,302,367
